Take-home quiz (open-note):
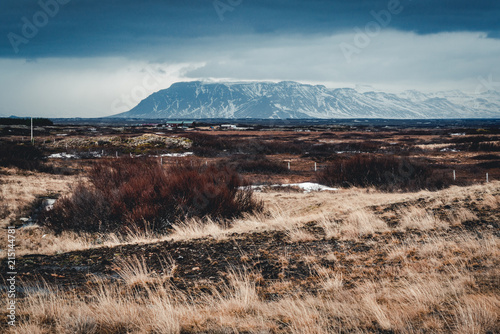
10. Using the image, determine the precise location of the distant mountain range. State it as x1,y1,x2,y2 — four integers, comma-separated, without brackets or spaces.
113,81,500,119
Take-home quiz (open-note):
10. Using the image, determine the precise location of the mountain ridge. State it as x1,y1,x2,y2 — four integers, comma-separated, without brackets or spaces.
113,81,500,119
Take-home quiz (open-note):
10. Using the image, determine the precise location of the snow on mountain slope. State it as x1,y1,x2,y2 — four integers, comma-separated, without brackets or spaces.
113,81,500,119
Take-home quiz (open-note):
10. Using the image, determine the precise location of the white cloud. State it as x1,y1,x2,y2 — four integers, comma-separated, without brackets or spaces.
0,31,499,117
183,31,500,93
0,58,202,117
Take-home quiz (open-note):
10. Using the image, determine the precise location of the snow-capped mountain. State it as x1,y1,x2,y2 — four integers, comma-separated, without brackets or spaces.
113,81,500,119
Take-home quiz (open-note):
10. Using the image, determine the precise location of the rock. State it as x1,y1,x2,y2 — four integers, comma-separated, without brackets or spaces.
42,199,57,211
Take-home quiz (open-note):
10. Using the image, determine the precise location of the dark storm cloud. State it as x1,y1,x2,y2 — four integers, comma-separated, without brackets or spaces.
0,0,499,58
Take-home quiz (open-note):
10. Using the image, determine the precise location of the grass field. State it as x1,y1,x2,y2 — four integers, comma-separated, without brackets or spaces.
0,125,499,333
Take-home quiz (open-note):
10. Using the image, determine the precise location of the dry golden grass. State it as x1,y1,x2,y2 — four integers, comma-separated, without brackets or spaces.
0,169,76,227
3,172,499,258
2,170,499,333
6,264,498,334
114,254,177,287
398,206,448,231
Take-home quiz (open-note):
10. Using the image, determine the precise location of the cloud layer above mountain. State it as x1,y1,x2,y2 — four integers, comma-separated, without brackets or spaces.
0,0,499,117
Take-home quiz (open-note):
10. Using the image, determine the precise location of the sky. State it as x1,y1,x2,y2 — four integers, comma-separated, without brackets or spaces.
0,0,499,117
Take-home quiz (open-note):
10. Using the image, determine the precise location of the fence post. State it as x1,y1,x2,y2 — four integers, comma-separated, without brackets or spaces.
314,162,317,172
453,170,456,181
288,162,291,170
486,173,489,183
31,117,34,145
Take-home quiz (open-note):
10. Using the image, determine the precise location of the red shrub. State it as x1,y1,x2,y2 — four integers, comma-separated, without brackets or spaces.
41,158,262,234
317,154,454,192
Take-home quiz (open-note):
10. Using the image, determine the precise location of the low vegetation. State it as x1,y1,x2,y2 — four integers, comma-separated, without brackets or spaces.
222,154,289,174
41,158,262,234
3,181,499,333
0,117,53,126
1,126,499,333
317,154,455,191
0,141,45,171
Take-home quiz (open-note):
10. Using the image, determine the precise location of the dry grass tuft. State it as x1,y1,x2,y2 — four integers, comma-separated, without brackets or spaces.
115,255,155,287
453,294,500,334
286,227,317,242
314,266,343,292
344,209,388,237
399,206,447,230
447,207,478,226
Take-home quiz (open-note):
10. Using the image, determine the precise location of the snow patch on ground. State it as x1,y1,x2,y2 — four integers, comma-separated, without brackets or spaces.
243,182,338,193
48,152,194,159
47,153,78,159
157,152,194,157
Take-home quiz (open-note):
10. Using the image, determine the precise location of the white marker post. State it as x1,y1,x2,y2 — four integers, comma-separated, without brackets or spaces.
315,162,317,172
486,173,489,183
453,170,456,181
288,162,291,170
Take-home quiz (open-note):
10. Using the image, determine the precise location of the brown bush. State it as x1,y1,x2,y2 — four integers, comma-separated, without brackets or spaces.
0,141,44,170
317,154,454,192
221,155,289,174
41,158,262,234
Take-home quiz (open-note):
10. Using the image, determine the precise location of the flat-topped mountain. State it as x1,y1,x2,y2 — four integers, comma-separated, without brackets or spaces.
113,81,500,119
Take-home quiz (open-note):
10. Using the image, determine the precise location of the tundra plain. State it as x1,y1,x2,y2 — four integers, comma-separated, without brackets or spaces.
1,122,499,333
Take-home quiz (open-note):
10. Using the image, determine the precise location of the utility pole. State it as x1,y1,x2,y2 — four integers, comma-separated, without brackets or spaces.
31,117,34,144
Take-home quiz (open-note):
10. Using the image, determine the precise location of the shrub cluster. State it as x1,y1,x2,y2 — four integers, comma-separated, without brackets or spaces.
0,141,77,174
0,117,53,126
455,142,500,152
317,154,453,192
221,155,289,174
188,132,384,158
0,141,44,170
42,158,262,234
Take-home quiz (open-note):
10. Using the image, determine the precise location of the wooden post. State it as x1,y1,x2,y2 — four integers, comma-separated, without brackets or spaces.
30,117,33,144
160,157,163,165
116,151,118,158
